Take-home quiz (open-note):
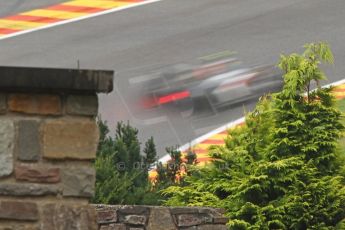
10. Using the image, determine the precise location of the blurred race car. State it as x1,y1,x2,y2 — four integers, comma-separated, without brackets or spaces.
139,59,283,114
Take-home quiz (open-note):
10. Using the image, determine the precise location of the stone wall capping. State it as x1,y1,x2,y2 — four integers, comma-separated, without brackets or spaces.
116,205,150,215
170,207,202,215
0,66,114,94
93,205,228,229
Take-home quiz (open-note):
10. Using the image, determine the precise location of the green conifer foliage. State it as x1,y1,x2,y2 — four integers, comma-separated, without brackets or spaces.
143,136,157,168
162,42,345,229
92,120,161,205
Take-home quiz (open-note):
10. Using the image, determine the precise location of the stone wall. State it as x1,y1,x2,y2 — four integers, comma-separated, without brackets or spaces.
0,66,113,230
95,205,229,230
0,66,229,230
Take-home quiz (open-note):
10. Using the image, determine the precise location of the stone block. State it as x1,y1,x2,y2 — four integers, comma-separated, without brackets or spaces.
123,215,146,225
17,120,40,161
198,208,224,217
97,210,117,224
41,203,97,230
147,207,177,230
197,225,228,230
15,164,60,183
62,166,95,197
66,95,98,116
177,214,212,227
170,207,200,215
100,224,126,230
117,206,149,215
182,227,197,230
213,217,229,224
42,119,99,160
8,94,62,115
0,120,14,177
0,201,38,221
0,183,59,196
0,94,6,114
214,208,226,215
0,224,38,230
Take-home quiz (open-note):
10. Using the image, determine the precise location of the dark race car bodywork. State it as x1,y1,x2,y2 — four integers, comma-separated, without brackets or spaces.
139,61,283,115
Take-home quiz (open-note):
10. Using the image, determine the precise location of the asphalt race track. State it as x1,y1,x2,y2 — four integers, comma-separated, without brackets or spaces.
0,0,345,155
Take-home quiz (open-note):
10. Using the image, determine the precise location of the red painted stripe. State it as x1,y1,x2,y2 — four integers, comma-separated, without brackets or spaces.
192,149,208,154
5,15,61,23
196,157,213,162
0,28,21,34
201,139,225,145
47,4,104,13
336,95,345,99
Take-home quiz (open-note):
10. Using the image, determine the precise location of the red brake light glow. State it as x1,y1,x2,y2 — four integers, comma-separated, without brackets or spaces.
158,90,190,104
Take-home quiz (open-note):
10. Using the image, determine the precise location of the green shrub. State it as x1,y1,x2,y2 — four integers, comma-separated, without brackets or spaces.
162,42,345,229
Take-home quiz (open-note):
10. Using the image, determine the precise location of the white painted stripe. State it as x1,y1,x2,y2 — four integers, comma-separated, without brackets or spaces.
134,115,168,126
155,77,345,165
0,0,163,41
129,74,160,84
324,78,345,88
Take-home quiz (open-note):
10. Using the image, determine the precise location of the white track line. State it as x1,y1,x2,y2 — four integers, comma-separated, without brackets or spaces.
156,77,345,164
0,0,163,41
